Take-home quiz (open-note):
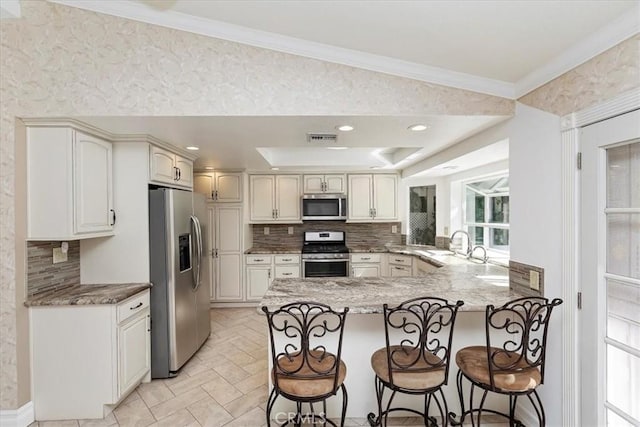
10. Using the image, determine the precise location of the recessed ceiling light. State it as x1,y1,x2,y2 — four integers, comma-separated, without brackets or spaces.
408,124,429,132
327,146,348,150
205,166,214,170
271,167,280,170
186,146,199,151
336,125,354,132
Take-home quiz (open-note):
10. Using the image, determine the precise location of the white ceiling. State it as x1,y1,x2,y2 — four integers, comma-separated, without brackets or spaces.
77,115,507,171
54,0,638,176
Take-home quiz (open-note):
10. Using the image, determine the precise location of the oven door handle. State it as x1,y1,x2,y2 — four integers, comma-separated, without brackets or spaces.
302,259,350,262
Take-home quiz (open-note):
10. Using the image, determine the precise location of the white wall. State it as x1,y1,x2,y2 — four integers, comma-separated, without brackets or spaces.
508,102,563,425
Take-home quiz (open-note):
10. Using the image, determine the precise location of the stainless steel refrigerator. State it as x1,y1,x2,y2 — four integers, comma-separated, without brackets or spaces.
149,188,210,378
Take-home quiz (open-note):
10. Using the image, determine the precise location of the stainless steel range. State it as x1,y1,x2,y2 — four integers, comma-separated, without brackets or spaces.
301,231,350,278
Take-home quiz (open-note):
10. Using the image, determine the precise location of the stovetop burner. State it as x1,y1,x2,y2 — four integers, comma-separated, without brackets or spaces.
301,231,349,258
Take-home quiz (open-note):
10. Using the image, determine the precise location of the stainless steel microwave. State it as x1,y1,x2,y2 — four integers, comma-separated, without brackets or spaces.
301,194,347,220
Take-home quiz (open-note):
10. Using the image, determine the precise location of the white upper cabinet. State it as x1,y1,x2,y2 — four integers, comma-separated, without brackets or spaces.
194,172,242,202
249,175,301,222
347,174,397,222
149,145,193,189
27,127,114,240
303,174,346,194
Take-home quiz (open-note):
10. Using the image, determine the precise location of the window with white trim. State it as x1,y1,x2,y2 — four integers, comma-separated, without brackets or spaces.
464,175,509,254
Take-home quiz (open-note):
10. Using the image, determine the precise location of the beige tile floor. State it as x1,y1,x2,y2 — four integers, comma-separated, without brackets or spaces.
30,308,507,427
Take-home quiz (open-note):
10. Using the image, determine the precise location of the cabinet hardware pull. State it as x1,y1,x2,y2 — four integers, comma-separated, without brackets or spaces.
275,209,279,219
361,257,370,260
283,272,292,276
110,209,116,226
177,168,181,181
395,259,402,262
268,269,271,278
282,258,291,261
254,258,264,262
211,191,215,199
174,167,179,181
130,302,143,310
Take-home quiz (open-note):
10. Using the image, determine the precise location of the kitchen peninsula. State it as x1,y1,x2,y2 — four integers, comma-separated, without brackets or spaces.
259,250,525,419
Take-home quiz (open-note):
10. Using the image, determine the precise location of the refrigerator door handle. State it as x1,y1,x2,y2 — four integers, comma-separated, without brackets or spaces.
190,215,203,291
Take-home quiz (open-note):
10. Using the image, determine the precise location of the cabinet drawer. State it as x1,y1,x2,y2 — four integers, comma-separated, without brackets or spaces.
389,254,413,266
351,253,381,263
117,291,150,324
246,255,273,265
275,265,300,278
390,265,412,277
274,255,300,264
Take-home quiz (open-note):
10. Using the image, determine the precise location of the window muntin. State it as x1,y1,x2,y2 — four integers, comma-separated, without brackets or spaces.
464,175,509,254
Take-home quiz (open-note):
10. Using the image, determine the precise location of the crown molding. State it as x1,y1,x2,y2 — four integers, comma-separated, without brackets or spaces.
20,117,198,159
515,4,640,98
48,0,515,99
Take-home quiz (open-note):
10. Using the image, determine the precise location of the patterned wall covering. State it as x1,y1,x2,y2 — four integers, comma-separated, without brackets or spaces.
0,2,513,408
518,35,640,116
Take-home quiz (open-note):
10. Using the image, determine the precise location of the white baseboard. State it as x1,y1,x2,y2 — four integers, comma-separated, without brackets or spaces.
0,401,35,427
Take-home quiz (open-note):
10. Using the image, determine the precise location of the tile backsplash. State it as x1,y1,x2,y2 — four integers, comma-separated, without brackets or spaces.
509,260,544,297
252,222,403,248
27,241,80,296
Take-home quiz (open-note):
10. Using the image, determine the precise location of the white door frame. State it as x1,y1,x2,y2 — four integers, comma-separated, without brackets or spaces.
560,87,640,426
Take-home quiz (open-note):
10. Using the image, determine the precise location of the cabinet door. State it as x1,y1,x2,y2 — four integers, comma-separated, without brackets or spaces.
74,131,113,234
324,174,346,193
303,175,325,193
348,175,373,220
246,265,272,300
373,174,397,220
275,265,300,278
215,172,242,202
174,155,193,189
194,173,215,200
149,146,176,184
250,175,276,221
352,264,380,278
216,254,243,300
118,311,150,398
275,175,301,221
214,206,243,301
390,265,412,277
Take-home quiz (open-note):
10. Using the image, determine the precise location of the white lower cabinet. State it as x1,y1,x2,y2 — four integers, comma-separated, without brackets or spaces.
351,253,382,278
388,254,413,277
30,290,150,420
245,254,300,301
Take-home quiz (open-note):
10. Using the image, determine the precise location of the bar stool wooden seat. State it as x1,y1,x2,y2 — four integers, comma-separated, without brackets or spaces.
262,301,349,427
449,296,562,427
367,297,464,427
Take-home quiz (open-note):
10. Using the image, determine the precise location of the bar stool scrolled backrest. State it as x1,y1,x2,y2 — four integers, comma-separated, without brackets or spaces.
384,296,464,387
262,301,350,427
484,296,563,391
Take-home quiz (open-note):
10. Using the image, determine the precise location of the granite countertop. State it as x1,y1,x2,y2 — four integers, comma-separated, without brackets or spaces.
245,247,302,254
25,283,152,307
260,261,521,313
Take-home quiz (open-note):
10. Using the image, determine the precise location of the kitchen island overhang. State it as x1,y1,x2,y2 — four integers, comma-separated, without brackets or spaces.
259,264,529,420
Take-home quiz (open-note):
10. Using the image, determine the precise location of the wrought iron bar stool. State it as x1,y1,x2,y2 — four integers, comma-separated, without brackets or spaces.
262,301,349,427
367,297,464,427
448,296,562,427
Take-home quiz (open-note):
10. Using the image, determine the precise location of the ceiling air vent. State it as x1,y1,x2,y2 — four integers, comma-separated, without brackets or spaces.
306,133,338,143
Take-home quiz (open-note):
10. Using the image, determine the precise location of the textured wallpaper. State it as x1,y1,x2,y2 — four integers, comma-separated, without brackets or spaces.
0,1,513,409
518,35,640,116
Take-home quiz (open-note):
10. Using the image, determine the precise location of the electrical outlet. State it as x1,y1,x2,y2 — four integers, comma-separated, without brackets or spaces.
391,225,398,234
53,248,67,264
529,270,540,291
288,226,294,235
264,227,270,235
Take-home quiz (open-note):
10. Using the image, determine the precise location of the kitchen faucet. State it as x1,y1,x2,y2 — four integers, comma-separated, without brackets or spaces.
449,230,472,257
470,245,488,263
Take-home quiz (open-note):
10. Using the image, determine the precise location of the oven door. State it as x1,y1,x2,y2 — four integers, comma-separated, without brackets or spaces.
303,259,349,278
